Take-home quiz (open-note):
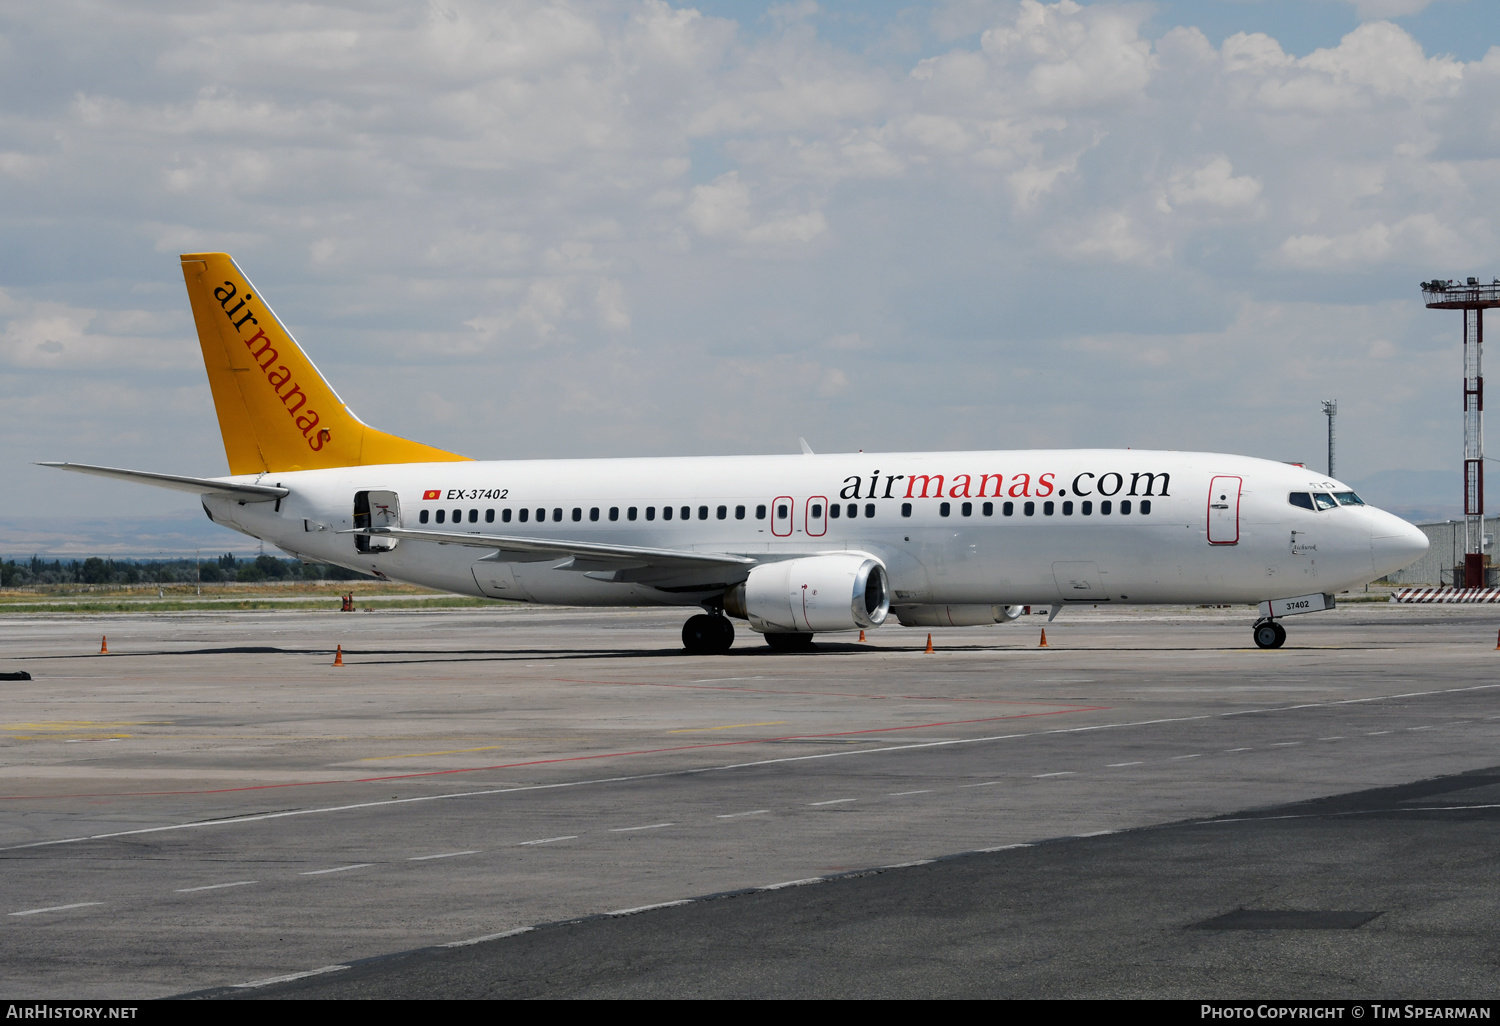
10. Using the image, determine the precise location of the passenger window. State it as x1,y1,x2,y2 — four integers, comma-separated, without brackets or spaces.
609,507,619,521
777,504,789,519
436,509,446,524
1082,500,1092,515
469,509,478,523
1024,501,1035,516
698,506,708,520
1043,501,1054,515
829,503,840,519
453,509,461,522
982,501,993,516
1288,493,1316,511
901,502,912,517
1101,500,1112,515
756,505,767,519
646,506,655,521
1003,501,1014,516
1312,493,1337,510
589,507,599,521
681,506,690,520
419,509,430,524
848,503,858,518
717,505,727,520
536,508,545,522
628,507,638,521
864,503,875,518
503,509,512,523
663,506,673,521
961,501,972,516
811,503,824,518
1334,492,1364,506
1141,500,1152,515
939,502,951,517
485,509,495,523
1120,500,1131,515
1062,501,1073,516
735,505,746,520
518,508,528,523
571,508,582,522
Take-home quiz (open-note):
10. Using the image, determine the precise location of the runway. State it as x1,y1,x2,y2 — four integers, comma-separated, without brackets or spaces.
1,602,1497,997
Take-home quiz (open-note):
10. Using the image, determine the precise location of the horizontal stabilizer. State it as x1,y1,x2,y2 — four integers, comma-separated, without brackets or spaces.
351,526,757,569
37,462,289,501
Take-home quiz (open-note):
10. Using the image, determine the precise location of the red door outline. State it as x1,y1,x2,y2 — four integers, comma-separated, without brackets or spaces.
772,495,794,537
1207,475,1242,545
805,496,828,537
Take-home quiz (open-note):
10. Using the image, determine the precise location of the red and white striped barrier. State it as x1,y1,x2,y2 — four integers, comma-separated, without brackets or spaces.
1391,587,1500,603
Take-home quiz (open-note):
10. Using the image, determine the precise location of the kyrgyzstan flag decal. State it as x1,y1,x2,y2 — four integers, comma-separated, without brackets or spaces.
422,489,441,501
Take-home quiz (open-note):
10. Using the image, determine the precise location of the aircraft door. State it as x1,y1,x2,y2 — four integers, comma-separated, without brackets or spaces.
772,496,794,537
1206,476,1242,545
353,490,400,553
805,496,827,537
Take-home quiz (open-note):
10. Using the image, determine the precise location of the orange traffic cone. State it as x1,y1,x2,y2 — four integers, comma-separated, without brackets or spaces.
1039,629,1048,648
333,644,344,667
858,629,866,642
99,635,108,654
924,633,934,654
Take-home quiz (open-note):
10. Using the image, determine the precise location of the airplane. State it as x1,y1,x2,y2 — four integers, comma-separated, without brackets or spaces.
42,252,1429,653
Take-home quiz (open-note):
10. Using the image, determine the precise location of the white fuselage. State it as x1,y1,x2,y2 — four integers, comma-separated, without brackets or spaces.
202,449,1428,618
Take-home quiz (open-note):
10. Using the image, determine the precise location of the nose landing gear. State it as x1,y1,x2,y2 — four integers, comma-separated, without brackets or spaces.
682,613,735,654
1253,619,1287,649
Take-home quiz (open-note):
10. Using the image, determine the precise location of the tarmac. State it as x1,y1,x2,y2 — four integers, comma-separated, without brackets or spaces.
0,600,1496,998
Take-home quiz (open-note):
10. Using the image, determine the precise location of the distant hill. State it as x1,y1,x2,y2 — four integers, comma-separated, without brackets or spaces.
1344,469,1464,526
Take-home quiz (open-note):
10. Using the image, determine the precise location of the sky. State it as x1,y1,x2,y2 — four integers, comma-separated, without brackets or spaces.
2,0,1498,548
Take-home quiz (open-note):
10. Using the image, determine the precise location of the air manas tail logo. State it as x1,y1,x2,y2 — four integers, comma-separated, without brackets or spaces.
213,280,331,452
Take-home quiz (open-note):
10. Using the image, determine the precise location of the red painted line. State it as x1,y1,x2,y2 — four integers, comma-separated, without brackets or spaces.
550,677,1094,706
0,704,1108,802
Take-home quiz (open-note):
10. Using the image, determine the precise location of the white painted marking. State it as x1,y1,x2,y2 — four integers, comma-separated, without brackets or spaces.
1318,737,1344,741
299,863,372,876
1032,772,1075,778
1171,754,1202,760
1107,762,1143,768
408,850,480,861
518,836,576,846
759,878,823,890
10,901,102,917
1409,725,1435,731
609,823,674,832
1270,742,1301,747
1074,830,1115,837
1225,748,1252,753
12,682,1498,855
1367,730,1392,736
175,880,256,893
883,859,934,868
234,964,350,989
959,781,1002,787
977,843,1033,853
610,899,693,915
809,799,857,806
889,789,932,795
716,810,768,819
441,927,532,948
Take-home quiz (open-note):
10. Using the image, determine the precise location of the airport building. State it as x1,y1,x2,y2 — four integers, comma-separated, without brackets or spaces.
1383,517,1499,586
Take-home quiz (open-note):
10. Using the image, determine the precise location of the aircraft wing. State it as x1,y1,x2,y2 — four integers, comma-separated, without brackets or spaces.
37,462,289,501
354,526,758,571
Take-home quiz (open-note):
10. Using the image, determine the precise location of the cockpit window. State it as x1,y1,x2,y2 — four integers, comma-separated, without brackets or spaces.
1312,492,1337,510
1334,492,1364,506
1288,493,1315,511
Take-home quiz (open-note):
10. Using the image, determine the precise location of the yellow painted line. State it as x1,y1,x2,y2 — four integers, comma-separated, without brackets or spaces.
668,721,788,734
357,745,509,762
0,721,166,731
11,734,131,741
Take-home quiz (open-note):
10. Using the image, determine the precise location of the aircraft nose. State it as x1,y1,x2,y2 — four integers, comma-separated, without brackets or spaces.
1371,513,1428,577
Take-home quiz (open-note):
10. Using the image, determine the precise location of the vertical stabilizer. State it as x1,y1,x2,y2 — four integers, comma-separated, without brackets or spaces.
179,252,470,474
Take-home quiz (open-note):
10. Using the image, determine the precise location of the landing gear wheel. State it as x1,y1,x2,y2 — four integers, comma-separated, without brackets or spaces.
1253,620,1286,649
682,614,734,654
764,632,814,652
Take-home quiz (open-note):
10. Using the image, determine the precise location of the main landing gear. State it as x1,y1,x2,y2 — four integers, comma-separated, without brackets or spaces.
1252,619,1287,649
682,613,735,654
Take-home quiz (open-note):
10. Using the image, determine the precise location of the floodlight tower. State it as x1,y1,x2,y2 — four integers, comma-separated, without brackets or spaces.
1420,277,1497,588
1321,399,1337,477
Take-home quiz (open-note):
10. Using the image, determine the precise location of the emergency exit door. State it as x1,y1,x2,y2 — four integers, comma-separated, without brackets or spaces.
1206,476,1241,545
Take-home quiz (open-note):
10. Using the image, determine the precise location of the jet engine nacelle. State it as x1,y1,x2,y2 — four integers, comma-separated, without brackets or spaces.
725,554,890,634
893,604,1024,627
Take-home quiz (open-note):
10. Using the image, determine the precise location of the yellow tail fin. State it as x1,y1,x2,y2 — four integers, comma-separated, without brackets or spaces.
179,252,470,475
